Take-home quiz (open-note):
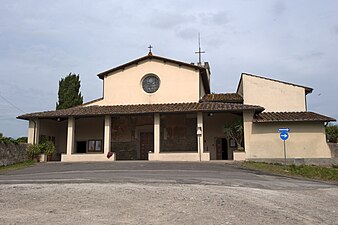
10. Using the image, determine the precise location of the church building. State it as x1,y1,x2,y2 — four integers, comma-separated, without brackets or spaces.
18,50,336,162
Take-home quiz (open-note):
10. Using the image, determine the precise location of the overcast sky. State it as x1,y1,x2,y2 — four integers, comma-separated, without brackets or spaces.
0,0,337,138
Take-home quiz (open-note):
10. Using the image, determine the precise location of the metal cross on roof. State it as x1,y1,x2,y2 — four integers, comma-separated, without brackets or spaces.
148,45,153,54
195,33,205,65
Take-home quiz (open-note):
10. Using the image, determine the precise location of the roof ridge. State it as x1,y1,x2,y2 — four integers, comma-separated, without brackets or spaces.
254,111,336,123
241,72,313,94
17,102,264,120
97,54,204,79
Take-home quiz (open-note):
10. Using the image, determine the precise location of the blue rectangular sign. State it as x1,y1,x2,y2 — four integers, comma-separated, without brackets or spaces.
278,128,290,132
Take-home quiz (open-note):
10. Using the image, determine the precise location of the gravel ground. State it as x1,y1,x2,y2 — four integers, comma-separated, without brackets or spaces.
0,183,337,225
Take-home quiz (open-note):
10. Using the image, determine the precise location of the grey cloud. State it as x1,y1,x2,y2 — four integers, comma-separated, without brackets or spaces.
199,11,229,26
176,27,199,40
296,51,325,61
334,26,338,35
273,1,286,17
148,11,195,29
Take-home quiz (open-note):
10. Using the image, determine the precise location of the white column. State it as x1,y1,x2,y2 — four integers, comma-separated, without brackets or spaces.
154,113,160,155
197,112,204,159
28,120,34,144
28,119,39,144
243,110,253,158
104,115,111,155
66,117,75,155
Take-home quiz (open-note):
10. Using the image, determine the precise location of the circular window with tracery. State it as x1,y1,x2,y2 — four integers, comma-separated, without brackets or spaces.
142,74,160,93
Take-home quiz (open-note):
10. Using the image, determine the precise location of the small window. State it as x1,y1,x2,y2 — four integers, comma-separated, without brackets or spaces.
88,140,102,152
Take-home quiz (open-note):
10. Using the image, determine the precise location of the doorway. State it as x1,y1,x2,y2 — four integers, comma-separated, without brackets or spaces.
76,141,87,153
139,132,154,160
216,138,228,160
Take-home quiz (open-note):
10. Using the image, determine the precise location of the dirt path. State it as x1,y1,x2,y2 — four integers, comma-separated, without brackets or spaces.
0,183,337,225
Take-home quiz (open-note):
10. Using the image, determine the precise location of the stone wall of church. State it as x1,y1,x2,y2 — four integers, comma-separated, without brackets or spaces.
112,141,138,160
160,114,197,152
112,115,153,160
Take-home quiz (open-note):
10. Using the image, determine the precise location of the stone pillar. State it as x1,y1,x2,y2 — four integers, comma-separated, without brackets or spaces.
197,112,204,160
66,117,75,155
154,113,160,155
104,115,111,155
28,119,39,144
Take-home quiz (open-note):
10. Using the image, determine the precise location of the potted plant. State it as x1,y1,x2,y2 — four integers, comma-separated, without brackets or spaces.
224,119,245,160
40,141,56,161
27,144,42,162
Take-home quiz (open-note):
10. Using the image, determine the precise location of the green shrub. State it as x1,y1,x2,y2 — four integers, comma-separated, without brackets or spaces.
40,141,56,156
27,144,41,160
16,137,28,143
0,136,18,144
326,125,338,143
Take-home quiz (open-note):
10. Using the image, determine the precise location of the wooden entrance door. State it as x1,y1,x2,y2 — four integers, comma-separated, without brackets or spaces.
216,138,228,160
140,132,154,160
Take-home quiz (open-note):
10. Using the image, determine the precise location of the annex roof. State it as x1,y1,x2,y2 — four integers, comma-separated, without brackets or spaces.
253,111,336,123
237,73,313,95
97,53,211,94
17,102,264,120
200,93,243,103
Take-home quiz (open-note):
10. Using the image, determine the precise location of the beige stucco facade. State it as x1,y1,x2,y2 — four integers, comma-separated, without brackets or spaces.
240,74,307,112
243,111,331,159
87,59,202,106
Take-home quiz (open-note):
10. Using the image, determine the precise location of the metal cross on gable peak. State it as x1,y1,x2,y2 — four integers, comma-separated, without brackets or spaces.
148,45,153,55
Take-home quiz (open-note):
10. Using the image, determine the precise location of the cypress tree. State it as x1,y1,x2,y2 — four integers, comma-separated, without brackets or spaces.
56,73,83,109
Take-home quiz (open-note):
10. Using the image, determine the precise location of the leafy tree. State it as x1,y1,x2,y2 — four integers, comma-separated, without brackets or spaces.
16,137,28,143
56,73,83,110
0,136,18,144
0,133,2,138
326,124,338,143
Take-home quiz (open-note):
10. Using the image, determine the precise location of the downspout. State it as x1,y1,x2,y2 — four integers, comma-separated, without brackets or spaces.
305,94,308,111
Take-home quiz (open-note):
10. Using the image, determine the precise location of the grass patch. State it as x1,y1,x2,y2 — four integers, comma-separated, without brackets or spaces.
242,161,338,182
0,160,35,173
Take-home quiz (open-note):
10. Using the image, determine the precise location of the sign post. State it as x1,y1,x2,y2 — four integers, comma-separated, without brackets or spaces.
278,128,290,170
197,127,202,162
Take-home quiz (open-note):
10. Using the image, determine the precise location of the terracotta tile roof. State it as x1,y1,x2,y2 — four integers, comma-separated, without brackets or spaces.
201,93,243,103
254,112,336,123
17,102,264,120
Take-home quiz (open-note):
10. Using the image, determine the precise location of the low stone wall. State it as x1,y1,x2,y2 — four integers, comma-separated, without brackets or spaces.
0,143,29,166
